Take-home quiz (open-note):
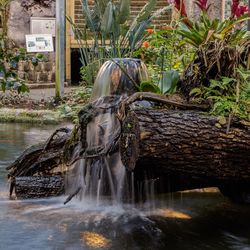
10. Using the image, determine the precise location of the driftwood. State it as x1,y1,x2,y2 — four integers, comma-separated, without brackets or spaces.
7,128,71,198
7,128,71,177
7,93,250,202
15,176,64,199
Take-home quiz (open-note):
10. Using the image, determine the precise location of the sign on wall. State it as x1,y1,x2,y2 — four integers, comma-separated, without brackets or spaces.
30,17,56,37
25,34,54,53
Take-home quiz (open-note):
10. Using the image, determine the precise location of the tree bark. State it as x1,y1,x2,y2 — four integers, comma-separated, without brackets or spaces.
7,104,250,200
15,176,64,199
121,109,250,183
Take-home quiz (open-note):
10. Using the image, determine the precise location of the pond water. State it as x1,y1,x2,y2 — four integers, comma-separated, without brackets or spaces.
1,123,250,250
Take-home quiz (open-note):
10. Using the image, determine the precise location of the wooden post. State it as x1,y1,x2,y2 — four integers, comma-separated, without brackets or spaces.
55,0,65,98
65,0,72,83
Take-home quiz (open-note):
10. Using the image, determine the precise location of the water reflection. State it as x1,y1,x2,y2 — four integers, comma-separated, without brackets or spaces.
80,231,112,248
1,123,250,250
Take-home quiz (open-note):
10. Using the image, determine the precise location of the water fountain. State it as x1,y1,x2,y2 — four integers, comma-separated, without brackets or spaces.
6,58,250,204
91,58,149,101
2,58,250,250
65,58,150,205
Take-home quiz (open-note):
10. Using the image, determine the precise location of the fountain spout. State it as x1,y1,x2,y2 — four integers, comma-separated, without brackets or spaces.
91,58,149,101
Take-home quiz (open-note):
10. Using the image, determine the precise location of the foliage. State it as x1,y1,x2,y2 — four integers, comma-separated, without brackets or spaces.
138,69,180,95
189,68,250,119
0,35,43,93
176,13,249,48
68,0,171,85
0,0,44,93
57,86,92,123
166,0,250,120
133,25,194,95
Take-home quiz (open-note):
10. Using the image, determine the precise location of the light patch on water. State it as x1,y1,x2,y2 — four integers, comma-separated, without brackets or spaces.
180,187,219,193
152,208,192,219
80,231,112,249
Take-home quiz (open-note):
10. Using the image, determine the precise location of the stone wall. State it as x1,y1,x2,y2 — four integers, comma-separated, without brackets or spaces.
18,54,55,84
7,0,56,85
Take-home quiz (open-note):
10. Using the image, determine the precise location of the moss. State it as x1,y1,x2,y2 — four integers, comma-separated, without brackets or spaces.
0,108,63,124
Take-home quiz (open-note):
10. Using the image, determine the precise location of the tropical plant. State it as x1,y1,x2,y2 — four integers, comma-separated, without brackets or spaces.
68,0,171,85
134,27,194,94
138,69,180,95
167,0,250,101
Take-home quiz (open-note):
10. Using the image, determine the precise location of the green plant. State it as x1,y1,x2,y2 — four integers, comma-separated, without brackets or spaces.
189,68,250,119
173,0,250,101
176,13,249,48
133,20,194,95
138,69,180,95
68,0,171,85
0,0,43,93
0,38,43,93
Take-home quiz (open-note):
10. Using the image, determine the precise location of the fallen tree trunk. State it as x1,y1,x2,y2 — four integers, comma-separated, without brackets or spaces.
7,94,250,201
122,109,250,182
120,108,250,202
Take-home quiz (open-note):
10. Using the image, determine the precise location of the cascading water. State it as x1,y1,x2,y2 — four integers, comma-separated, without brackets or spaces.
65,58,149,205
91,58,149,101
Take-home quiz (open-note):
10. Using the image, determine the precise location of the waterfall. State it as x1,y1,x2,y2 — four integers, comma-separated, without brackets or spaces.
91,58,149,101
65,58,152,205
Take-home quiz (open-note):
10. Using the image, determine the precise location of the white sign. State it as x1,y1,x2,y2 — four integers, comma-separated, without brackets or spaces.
25,34,54,53
30,17,56,37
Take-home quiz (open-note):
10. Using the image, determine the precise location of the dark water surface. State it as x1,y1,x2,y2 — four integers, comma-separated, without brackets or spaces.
0,123,250,250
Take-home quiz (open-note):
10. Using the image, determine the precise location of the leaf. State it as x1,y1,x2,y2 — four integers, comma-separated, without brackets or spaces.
125,0,156,45
118,0,130,24
18,83,29,94
130,20,150,50
101,1,114,34
81,0,98,32
149,5,172,21
221,77,236,86
159,70,180,94
237,68,250,81
139,81,160,93
136,0,156,22
36,53,44,60
204,29,215,44
189,87,202,97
